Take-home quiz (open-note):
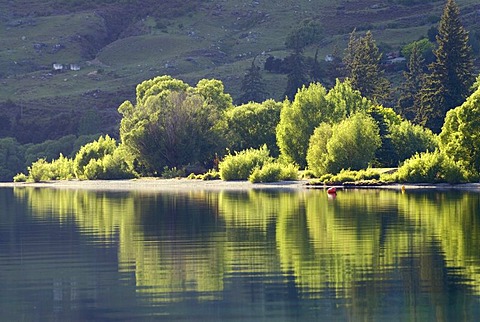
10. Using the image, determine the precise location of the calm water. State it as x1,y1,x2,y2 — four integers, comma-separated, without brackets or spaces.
1,186,480,321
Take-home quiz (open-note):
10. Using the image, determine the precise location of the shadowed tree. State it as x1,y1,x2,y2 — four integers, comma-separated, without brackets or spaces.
397,43,427,123
419,0,474,133
343,30,390,104
237,58,268,104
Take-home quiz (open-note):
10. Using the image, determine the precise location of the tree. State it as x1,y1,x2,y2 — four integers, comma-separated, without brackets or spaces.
306,123,333,177
283,50,309,99
285,18,323,51
439,86,480,176
419,0,475,133
277,83,329,167
119,76,230,175
277,80,372,168
307,112,381,176
397,43,427,123
0,137,25,181
237,59,268,104
343,30,390,104
224,99,281,156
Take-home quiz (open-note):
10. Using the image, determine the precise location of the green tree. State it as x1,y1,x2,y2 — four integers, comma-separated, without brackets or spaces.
325,78,372,122
285,19,323,51
284,50,309,99
401,38,435,63
277,83,329,167
0,137,25,181
277,80,373,168
119,76,229,175
390,120,438,164
74,135,118,178
224,99,281,156
419,0,475,133
439,86,480,176
397,43,427,123
307,112,381,176
343,30,390,104
306,123,333,177
237,59,268,104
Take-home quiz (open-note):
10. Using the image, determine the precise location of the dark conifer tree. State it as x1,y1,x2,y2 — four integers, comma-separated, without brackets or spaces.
397,43,426,123
283,49,309,100
419,0,474,133
343,30,390,104
237,59,268,104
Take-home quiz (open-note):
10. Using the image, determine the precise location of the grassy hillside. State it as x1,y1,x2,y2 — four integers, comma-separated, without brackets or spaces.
0,0,479,143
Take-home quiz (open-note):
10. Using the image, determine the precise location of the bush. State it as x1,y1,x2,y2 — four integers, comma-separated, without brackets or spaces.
82,147,136,180
390,120,438,164
74,135,117,178
161,166,185,179
248,162,299,183
13,173,28,182
219,145,273,181
28,158,53,182
316,112,381,176
396,150,467,183
249,163,283,183
315,168,383,184
50,154,75,180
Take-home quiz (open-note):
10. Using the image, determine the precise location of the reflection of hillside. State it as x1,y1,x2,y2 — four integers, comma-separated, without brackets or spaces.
15,186,480,312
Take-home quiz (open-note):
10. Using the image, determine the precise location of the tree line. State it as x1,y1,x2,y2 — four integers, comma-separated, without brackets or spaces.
11,0,480,184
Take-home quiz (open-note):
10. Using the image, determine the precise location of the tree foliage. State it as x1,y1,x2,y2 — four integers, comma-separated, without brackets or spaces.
277,80,372,168
285,19,323,51
283,50,309,99
307,112,381,176
439,86,480,176
237,59,268,104
0,137,25,182
119,75,231,175
343,30,390,103
224,99,281,156
390,120,438,164
397,43,427,123
419,0,474,133
277,83,328,167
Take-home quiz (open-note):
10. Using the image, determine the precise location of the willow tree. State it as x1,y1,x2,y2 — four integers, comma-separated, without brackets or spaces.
420,0,474,133
118,75,232,175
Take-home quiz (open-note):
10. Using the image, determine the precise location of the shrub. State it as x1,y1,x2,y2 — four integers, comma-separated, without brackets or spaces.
326,113,381,174
28,158,53,182
13,173,28,182
161,166,185,179
281,163,300,180
390,120,438,164
219,145,273,181
50,154,75,180
396,150,467,183
74,135,117,178
82,148,136,180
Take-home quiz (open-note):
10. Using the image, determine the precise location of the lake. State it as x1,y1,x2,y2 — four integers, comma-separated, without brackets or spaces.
1,186,480,321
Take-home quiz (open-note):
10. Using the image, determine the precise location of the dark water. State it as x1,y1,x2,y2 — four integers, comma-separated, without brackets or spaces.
1,187,480,321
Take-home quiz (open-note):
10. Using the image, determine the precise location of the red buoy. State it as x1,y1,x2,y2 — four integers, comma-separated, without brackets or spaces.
327,187,337,194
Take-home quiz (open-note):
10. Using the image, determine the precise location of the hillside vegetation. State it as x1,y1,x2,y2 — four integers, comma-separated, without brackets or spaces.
0,0,479,143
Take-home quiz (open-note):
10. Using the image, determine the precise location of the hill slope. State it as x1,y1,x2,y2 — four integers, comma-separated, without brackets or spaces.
0,0,479,143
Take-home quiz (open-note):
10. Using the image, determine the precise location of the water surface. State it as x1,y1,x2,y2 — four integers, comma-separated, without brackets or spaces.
1,187,480,321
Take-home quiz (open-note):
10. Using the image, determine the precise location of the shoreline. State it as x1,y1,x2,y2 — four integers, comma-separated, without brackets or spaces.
1,179,480,192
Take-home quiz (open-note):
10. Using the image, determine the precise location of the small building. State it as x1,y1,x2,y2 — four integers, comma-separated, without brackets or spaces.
52,63,63,71
325,54,334,62
70,64,80,71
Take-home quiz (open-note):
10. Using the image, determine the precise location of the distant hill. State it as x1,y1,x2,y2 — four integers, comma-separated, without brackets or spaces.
0,0,479,143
